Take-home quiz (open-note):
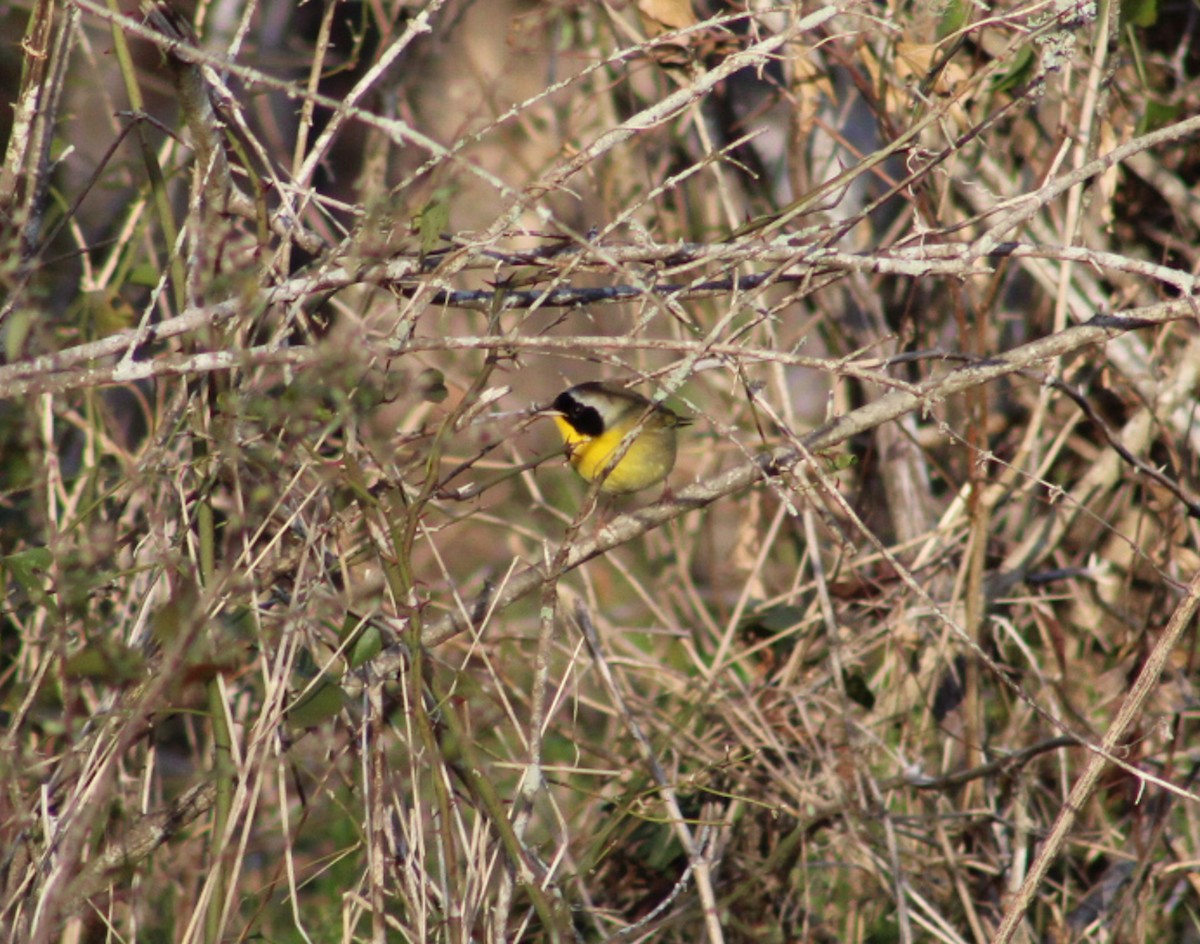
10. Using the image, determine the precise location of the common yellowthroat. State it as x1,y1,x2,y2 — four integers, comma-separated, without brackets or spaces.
551,382,691,494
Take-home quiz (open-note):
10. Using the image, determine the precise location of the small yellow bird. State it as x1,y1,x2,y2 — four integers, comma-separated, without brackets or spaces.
550,382,691,495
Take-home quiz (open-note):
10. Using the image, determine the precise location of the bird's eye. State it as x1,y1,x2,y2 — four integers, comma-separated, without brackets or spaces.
554,393,605,436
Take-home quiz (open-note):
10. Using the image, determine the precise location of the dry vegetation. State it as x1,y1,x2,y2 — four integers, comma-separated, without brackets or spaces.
3,0,1200,941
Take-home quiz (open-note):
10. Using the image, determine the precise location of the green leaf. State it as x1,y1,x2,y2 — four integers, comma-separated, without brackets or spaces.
991,45,1035,93
1121,0,1157,28
288,680,347,729
4,308,35,362
3,547,53,597
337,612,385,669
412,186,454,257
1137,99,1177,136
347,623,383,669
127,262,162,287
936,0,969,39
740,604,805,636
150,591,197,646
65,640,146,685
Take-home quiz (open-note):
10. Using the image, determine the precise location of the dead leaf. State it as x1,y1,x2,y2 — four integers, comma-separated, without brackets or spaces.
637,0,696,34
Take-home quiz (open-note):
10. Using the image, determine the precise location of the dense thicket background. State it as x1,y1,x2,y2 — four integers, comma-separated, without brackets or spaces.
3,1,1200,941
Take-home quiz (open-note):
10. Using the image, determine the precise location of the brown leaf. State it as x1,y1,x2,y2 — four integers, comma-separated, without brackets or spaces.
637,0,696,33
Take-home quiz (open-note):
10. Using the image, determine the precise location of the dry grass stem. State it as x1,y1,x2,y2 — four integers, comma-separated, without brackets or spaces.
3,2,1200,942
